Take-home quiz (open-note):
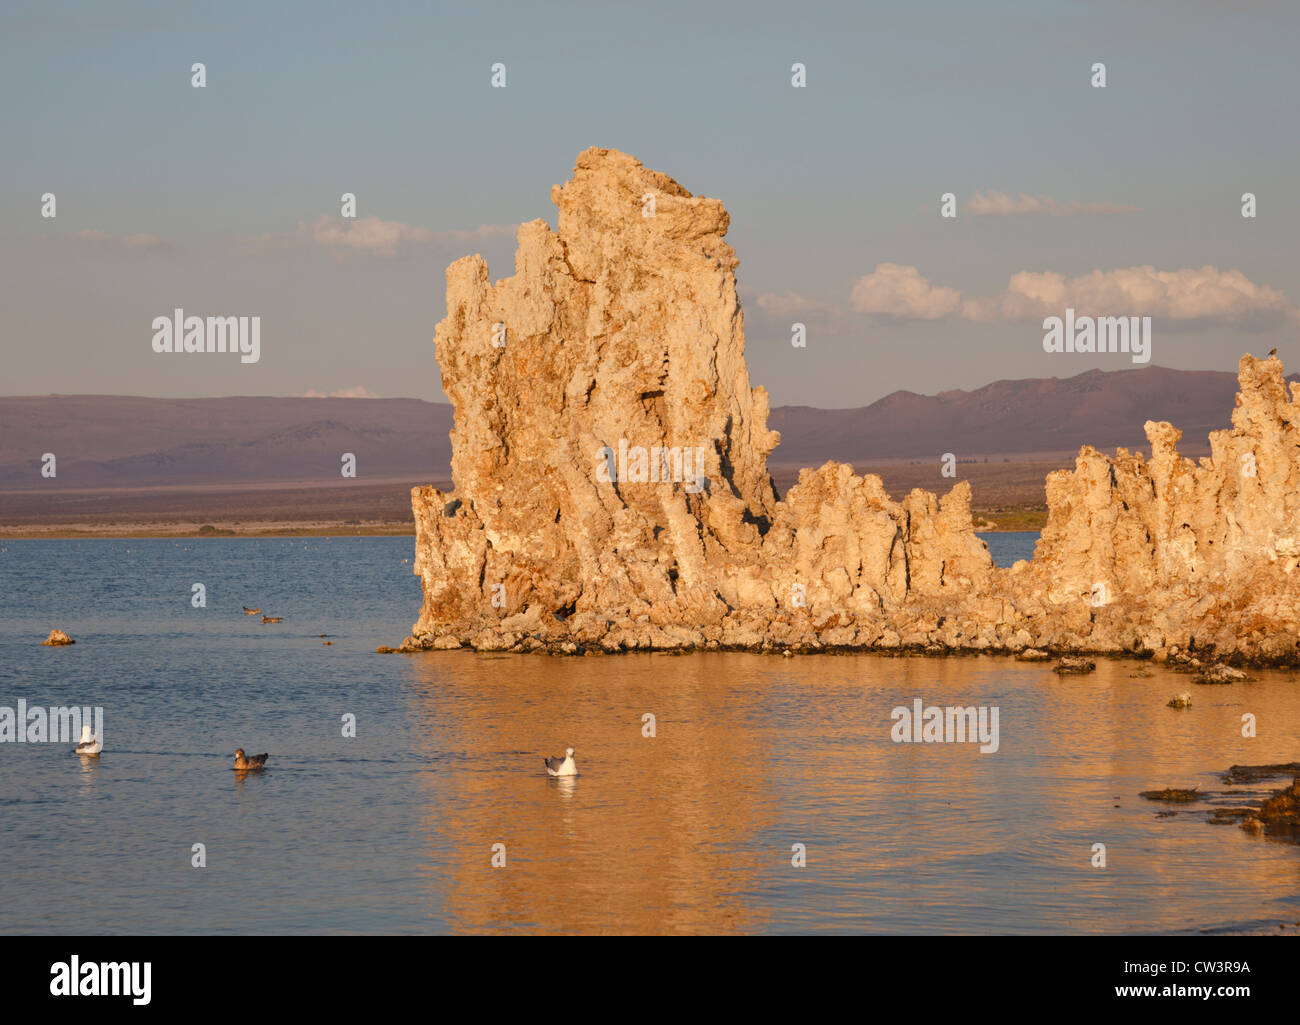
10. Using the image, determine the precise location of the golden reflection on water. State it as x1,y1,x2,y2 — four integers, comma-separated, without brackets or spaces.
75,751,100,795
400,652,1300,934
404,653,776,933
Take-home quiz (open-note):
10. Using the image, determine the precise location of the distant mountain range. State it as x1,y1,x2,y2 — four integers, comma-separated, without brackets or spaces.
765,364,1288,465
0,365,1286,490
0,395,449,490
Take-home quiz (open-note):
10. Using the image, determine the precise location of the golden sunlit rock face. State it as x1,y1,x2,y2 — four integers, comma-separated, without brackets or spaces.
1021,353,1300,661
407,148,1300,664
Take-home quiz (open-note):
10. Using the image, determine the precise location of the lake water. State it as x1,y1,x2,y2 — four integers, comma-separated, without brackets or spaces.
2,537,1298,934
979,531,1039,568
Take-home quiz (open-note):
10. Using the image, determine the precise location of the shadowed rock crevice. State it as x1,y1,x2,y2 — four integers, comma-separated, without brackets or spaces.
402,148,1300,660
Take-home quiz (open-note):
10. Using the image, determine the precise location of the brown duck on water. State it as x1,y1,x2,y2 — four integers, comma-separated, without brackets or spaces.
233,749,269,770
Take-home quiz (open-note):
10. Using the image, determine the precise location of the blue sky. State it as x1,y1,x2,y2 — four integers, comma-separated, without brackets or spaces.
3,0,1297,406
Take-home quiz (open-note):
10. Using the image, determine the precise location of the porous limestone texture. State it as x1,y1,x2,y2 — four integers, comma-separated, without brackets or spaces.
402,148,1300,664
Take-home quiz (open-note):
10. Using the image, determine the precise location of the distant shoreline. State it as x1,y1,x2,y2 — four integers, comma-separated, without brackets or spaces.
0,462,1052,538
0,522,417,539
0,520,1044,539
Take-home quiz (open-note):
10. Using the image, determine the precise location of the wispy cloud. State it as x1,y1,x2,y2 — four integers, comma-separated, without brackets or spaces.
755,291,817,315
57,229,173,251
302,386,380,399
120,233,171,250
250,216,518,259
851,263,1297,326
967,190,1141,216
307,216,433,256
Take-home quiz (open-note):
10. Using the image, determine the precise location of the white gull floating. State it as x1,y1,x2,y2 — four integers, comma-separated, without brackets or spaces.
544,747,578,777
74,725,101,757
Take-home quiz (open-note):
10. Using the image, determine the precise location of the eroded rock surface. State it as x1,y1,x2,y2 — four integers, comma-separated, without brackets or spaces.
1014,352,1300,663
403,148,1300,662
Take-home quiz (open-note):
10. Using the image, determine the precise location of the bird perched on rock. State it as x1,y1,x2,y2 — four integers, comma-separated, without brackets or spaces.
544,746,578,777
74,725,101,756
1268,348,1278,357
242,606,261,615
261,615,282,623
233,749,269,770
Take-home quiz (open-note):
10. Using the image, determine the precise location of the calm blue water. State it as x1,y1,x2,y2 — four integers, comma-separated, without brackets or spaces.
2,538,1299,935
980,531,1039,568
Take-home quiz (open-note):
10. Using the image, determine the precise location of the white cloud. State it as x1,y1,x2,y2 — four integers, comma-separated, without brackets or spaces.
849,263,963,319
850,263,1296,326
967,191,1141,216
962,266,1296,324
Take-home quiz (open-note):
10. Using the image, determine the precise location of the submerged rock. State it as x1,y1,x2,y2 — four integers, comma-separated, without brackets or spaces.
1228,777,1300,837
1053,657,1097,675
41,629,75,646
1140,788,1200,802
1194,664,1249,685
1167,692,1192,709
403,148,1300,661
1221,762,1300,785
1255,777,1300,831
1208,807,1257,826
1154,764,1300,843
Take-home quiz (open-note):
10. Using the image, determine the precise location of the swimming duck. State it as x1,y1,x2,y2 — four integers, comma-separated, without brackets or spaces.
74,725,101,756
242,606,261,615
544,747,578,777
233,748,269,770
261,615,282,623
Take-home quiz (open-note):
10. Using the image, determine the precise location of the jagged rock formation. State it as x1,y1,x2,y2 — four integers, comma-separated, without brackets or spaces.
1254,777,1300,834
1010,354,1300,661
404,147,1300,663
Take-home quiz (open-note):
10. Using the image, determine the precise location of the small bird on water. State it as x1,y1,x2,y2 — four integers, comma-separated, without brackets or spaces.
242,606,261,615
544,746,578,777
74,725,101,757
233,748,269,770
261,615,282,623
